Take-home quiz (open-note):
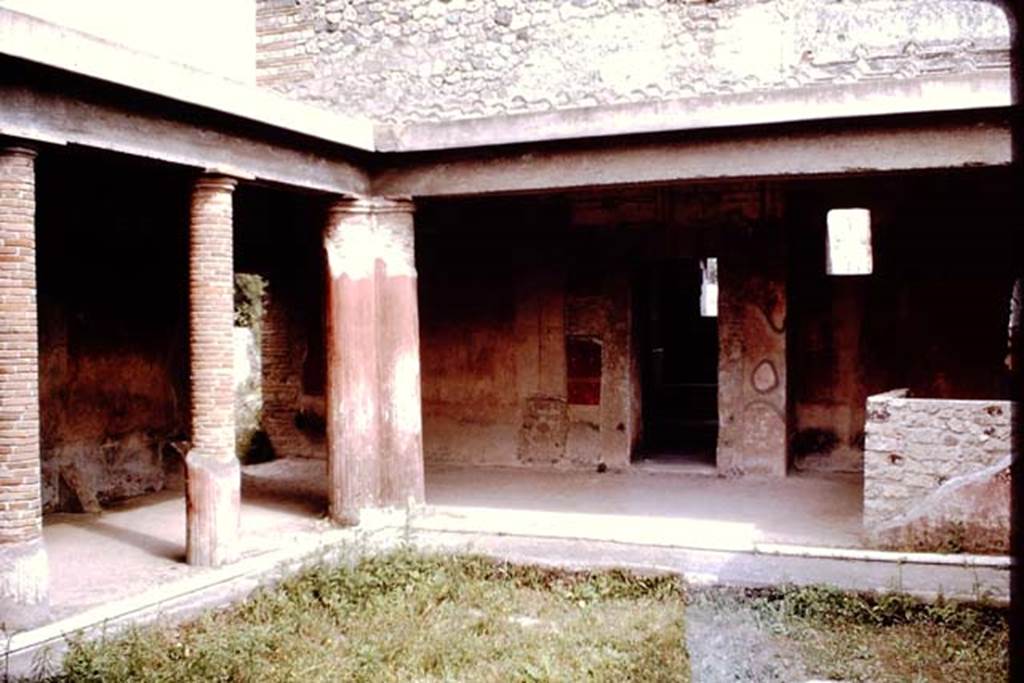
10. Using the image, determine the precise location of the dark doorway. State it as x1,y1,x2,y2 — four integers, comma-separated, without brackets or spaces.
637,259,718,465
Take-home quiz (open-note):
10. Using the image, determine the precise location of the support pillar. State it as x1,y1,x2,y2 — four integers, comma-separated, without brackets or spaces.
323,197,424,525
717,216,788,476
375,199,425,506
186,175,240,567
324,200,380,525
0,145,48,628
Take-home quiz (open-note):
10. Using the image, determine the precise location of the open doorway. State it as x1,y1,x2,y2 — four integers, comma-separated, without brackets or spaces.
637,258,718,466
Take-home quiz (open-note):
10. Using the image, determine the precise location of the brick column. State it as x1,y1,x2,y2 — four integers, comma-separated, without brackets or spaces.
375,199,425,506
186,175,240,567
323,197,425,525
0,145,49,628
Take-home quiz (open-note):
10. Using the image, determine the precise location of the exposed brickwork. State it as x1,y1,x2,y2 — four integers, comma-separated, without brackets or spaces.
863,389,1011,547
189,176,238,461
0,146,42,546
256,0,1010,124
256,0,316,89
261,282,322,458
187,174,240,566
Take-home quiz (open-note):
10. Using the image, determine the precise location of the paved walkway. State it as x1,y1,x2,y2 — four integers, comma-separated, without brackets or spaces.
35,459,912,621
423,462,864,549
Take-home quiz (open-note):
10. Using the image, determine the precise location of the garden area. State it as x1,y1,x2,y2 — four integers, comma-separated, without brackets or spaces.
26,552,1008,682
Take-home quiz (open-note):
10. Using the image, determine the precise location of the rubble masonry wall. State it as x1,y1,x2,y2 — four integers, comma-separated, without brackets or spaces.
863,389,1011,552
256,0,1009,123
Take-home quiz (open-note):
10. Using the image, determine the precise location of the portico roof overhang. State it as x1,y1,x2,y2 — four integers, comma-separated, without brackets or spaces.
0,6,1013,199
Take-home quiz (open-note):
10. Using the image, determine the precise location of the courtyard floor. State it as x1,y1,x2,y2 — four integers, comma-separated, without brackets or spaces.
41,458,863,621
8,458,1008,676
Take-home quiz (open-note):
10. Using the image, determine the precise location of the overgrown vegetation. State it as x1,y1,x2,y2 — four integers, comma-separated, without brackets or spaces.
46,552,688,682
233,272,273,464
688,584,1008,682
32,552,1006,682
233,273,265,332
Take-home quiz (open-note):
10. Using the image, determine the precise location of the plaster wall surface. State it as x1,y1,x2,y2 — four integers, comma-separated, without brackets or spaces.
716,222,788,476
416,197,641,470
256,0,1009,123
417,186,784,472
863,390,1010,552
788,171,1016,473
35,152,191,513
0,0,256,82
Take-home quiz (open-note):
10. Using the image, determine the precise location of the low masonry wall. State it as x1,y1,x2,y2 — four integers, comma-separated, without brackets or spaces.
863,389,1011,553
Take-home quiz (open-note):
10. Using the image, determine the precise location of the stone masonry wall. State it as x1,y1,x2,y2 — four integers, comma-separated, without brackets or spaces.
863,389,1011,552
256,0,1010,123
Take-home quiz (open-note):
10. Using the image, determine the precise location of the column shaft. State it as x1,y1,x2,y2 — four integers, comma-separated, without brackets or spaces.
0,145,48,627
323,197,425,523
376,203,425,505
186,175,240,567
324,202,381,524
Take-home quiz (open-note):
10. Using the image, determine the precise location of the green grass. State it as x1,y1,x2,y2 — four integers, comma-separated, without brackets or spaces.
35,553,1007,682
47,552,688,682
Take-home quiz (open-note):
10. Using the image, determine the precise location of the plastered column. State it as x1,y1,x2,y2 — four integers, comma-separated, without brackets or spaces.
0,145,49,628
375,199,425,506
324,199,382,525
717,221,788,476
186,175,240,567
324,197,425,524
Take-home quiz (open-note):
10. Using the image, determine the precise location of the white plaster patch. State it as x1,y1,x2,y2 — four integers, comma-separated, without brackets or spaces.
325,214,377,281
593,14,672,93
713,3,786,85
377,218,417,278
392,351,422,435
349,380,378,434
0,540,48,604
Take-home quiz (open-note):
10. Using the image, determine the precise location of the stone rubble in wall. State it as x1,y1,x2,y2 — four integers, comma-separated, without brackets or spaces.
863,394,1011,533
256,0,1011,124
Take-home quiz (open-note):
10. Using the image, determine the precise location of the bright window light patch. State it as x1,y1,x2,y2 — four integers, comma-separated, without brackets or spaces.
700,257,718,317
827,208,873,275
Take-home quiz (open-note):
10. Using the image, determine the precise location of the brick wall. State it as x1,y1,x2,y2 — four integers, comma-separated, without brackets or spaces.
255,0,1010,123
0,147,41,545
261,280,326,459
256,0,316,89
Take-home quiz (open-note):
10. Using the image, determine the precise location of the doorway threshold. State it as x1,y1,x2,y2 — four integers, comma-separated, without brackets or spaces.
632,458,718,476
